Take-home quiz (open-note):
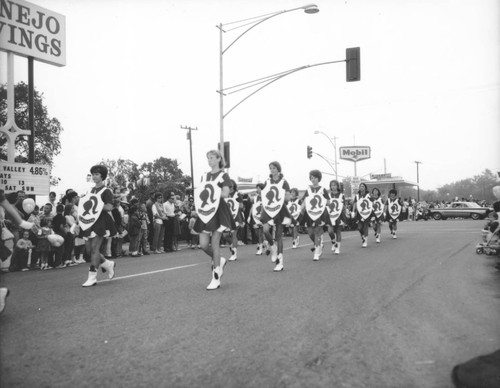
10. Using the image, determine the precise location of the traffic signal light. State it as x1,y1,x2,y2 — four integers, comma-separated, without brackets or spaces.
346,47,360,82
217,141,230,168
307,146,313,159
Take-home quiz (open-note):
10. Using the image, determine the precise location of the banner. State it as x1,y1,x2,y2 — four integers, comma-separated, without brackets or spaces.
0,0,66,66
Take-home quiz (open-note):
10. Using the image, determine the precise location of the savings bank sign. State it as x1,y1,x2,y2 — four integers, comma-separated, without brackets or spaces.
0,0,66,66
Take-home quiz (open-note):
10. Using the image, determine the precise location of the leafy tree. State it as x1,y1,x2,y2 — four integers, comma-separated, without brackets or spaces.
436,169,498,202
0,82,62,186
98,156,191,202
138,157,191,199
99,158,140,191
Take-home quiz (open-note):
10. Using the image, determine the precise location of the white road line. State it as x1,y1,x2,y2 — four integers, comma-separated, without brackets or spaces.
101,263,201,282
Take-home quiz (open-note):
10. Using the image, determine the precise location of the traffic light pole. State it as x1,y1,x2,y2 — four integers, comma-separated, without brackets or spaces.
181,125,198,192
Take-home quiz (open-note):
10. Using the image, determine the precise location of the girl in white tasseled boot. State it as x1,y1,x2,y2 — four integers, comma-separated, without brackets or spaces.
192,150,233,290
287,188,302,249
248,183,265,256
327,180,345,256
370,188,385,244
352,183,373,249
259,162,293,272
80,165,117,287
302,170,331,262
225,179,244,262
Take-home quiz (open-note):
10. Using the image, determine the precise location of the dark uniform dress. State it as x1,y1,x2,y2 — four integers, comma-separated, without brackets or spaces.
259,176,292,225
82,186,118,238
329,193,346,227
300,186,331,227
226,191,243,230
193,171,233,233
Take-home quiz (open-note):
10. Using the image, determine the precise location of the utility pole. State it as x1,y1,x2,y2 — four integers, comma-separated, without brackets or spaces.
181,125,198,194
414,161,422,202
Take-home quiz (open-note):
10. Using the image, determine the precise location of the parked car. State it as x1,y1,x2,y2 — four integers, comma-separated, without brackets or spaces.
428,202,493,220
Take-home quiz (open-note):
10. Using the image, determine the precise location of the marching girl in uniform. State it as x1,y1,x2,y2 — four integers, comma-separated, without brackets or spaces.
385,188,403,239
248,183,265,255
301,170,331,261
370,187,385,243
225,179,244,261
80,165,118,287
287,188,302,249
193,150,233,290
260,161,292,272
352,182,373,248
327,180,345,255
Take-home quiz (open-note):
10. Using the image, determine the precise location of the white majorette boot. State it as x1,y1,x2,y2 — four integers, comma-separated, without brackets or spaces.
270,244,278,263
292,239,297,249
100,259,116,279
206,266,222,290
228,247,237,261
334,242,340,255
82,269,98,287
220,257,227,277
392,232,397,239
375,233,380,243
361,235,367,248
274,253,284,271
256,244,263,255
313,246,320,261
331,239,336,251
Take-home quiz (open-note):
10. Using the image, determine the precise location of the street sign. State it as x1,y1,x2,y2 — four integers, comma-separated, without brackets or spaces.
370,173,392,180
0,162,50,195
339,146,371,162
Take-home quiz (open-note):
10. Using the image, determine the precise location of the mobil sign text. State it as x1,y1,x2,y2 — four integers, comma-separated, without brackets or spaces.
339,146,371,162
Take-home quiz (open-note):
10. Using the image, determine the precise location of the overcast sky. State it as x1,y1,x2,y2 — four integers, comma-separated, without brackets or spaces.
2,0,499,195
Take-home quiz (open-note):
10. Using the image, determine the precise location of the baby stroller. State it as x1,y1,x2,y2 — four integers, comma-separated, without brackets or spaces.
475,223,500,256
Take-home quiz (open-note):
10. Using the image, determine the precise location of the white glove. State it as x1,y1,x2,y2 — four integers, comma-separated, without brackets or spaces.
20,220,34,230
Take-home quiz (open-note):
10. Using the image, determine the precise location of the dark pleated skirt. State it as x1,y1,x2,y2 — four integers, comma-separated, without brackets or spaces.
83,211,118,238
194,200,233,233
260,205,292,226
300,209,331,227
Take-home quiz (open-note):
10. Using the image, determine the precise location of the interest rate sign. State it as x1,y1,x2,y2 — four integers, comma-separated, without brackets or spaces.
0,162,50,194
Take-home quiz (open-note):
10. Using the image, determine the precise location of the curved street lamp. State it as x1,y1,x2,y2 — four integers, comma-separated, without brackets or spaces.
217,4,320,157
314,130,338,180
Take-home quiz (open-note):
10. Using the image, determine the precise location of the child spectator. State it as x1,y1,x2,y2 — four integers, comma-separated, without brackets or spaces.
10,230,33,271
138,203,150,255
188,211,200,249
482,212,499,244
28,205,41,268
52,204,66,268
37,218,53,270
62,204,77,266
127,205,142,257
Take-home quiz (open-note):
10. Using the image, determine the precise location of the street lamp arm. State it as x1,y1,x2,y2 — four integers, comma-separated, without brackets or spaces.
220,5,318,54
223,60,344,118
314,130,336,153
221,10,288,55
223,66,306,94
313,151,337,176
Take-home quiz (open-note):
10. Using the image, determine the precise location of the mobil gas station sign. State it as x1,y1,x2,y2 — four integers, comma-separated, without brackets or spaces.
339,146,371,162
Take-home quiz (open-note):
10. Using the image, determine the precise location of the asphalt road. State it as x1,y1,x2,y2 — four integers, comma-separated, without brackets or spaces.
1,220,499,388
